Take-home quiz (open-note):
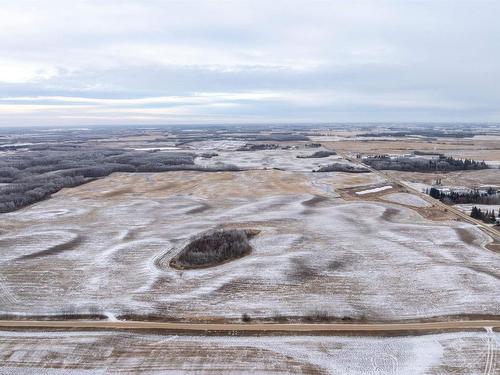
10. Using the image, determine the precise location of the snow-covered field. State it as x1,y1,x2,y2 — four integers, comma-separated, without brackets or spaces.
188,140,247,150
194,147,349,172
392,169,500,191
132,146,180,151
455,204,500,215
382,193,432,207
401,180,430,193
0,329,497,374
355,185,393,195
1,170,498,321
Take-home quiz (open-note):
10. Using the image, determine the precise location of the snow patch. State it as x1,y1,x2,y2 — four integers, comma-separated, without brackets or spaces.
356,185,393,195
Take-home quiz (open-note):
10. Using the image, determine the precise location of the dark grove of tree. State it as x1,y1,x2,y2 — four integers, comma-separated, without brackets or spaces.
427,187,500,205
296,150,337,159
170,229,255,269
313,163,369,173
365,155,489,172
470,206,498,224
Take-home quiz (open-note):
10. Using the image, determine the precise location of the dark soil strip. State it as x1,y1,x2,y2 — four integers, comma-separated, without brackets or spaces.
17,235,84,260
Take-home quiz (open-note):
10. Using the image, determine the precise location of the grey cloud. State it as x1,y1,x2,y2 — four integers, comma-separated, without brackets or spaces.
0,0,499,125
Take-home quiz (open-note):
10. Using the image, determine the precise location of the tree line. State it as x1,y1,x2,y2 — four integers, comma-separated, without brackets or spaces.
364,155,489,172
427,187,500,205
470,206,498,224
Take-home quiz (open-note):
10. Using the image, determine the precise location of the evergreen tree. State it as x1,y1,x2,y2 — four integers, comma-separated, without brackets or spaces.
429,187,441,199
470,206,477,219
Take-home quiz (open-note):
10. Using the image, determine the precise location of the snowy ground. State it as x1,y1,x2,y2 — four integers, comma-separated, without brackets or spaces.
0,170,498,321
401,180,430,194
194,147,352,172
455,204,500,215
382,193,432,208
391,169,500,191
355,185,393,195
0,329,498,374
187,140,247,150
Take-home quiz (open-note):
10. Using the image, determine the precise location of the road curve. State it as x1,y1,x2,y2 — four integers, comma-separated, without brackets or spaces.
0,320,499,333
339,152,500,242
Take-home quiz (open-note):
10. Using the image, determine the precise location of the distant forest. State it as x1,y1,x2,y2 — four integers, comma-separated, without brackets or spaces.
357,131,475,138
0,146,238,213
364,155,488,172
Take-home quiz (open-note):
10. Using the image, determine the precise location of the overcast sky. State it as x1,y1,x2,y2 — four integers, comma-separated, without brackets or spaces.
0,1,499,126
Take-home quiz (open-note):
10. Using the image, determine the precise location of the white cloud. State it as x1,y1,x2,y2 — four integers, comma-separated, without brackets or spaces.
0,60,57,83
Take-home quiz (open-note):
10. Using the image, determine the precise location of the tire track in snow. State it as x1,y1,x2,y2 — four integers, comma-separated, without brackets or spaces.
370,352,399,374
484,327,497,375
0,275,17,305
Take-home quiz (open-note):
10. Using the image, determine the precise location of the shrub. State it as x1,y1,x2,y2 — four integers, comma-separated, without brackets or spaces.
271,312,288,322
242,313,251,322
304,310,332,322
